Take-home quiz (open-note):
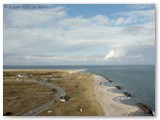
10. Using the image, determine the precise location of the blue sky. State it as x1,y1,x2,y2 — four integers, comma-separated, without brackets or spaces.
3,4,155,65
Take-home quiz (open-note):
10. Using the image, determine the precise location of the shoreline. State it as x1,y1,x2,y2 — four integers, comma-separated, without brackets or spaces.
93,74,140,116
3,69,152,116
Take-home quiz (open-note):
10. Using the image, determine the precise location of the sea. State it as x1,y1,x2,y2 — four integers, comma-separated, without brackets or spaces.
3,65,155,114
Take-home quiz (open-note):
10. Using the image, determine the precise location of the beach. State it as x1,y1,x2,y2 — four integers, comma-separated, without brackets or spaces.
3,69,152,116
93,74,139,116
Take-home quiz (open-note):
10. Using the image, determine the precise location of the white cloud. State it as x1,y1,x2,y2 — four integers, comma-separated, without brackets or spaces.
91,15,110,26
3,6,155,65
113,9,155,25
126,54,144,61
104,49,127,61
113,17,133,25
5,7,67,27
4,54,103,65
127,4,155,10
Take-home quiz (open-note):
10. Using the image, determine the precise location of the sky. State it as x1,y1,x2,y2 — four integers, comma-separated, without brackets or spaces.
3,4,155,65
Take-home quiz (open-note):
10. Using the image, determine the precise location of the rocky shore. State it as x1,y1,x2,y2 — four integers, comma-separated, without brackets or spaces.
93,74,139,116
93,74,154,116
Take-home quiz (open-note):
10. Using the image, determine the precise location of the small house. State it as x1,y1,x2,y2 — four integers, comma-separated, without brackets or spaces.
60,94,70,102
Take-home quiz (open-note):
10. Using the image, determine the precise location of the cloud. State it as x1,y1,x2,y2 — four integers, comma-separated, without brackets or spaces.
104,49,144,63
91,15,110,26
4,53,103,65
113,9,155,26
127,4,155,10
113,17,133,25
126,54,144,61
3,5,155,65
104,49,127,61
4,6,67,28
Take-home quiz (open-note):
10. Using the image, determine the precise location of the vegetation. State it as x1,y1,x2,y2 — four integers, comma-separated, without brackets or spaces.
3,81,55,115
3,70,104,116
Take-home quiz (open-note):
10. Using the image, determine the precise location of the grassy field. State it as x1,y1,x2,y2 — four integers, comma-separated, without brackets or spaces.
3,70,104,116
3,81,55,116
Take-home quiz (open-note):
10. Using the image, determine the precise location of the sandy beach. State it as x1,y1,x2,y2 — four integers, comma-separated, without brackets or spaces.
93,74,139,116
4,69,142,116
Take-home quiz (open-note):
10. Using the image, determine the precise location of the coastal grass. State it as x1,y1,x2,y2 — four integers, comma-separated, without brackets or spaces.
39,72,104,116
3,74,56,116
3,70,104,116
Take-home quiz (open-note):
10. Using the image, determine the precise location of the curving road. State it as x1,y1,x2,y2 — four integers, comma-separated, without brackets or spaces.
22,82,65,116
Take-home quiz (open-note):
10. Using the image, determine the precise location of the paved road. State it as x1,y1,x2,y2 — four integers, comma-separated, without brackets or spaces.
22,82,65,116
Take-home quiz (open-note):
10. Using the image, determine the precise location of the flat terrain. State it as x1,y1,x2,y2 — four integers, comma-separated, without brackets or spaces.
3,81,55,115
3,70,104,116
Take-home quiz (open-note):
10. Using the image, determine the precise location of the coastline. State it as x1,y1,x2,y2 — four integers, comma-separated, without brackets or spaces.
3,69,152,116
93,74,140,116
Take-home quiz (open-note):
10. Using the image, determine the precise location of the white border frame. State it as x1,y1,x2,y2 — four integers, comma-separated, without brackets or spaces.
1,0,159,120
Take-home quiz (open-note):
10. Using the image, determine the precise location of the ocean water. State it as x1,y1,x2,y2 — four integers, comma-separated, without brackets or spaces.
84,65,155,113
4,65,155,113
